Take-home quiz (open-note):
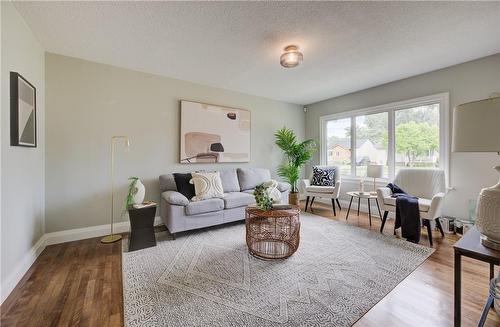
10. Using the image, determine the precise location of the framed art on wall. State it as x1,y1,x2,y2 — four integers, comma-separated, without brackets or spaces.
10,72,37,147
180,100,251,163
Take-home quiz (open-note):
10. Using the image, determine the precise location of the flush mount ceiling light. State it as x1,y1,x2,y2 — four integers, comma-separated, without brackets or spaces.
280,45,303,68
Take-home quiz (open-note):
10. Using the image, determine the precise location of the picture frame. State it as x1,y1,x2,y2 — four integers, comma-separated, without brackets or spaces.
10,72,37,147
180,100,251,163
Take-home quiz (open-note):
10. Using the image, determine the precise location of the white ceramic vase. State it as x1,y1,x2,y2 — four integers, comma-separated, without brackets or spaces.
475,166,500,249
132,179,145,204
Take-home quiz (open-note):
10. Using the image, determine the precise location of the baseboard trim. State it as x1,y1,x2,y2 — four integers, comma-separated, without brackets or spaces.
44,216,163,246
1,234,47,304
1,216,163,304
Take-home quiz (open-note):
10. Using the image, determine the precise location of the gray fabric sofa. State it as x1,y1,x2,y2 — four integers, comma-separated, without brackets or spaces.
159,168,290,237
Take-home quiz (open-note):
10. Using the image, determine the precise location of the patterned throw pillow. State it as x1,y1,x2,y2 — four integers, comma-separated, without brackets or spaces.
311,166,335,186
189,172,224,202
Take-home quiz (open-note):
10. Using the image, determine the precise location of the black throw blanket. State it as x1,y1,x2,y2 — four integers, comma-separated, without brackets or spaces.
387,183,421,243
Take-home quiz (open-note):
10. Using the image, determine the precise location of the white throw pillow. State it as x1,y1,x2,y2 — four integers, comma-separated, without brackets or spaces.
262,180,282,203
190,172,224,202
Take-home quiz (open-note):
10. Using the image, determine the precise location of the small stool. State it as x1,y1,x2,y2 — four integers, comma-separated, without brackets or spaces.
128,205,157,251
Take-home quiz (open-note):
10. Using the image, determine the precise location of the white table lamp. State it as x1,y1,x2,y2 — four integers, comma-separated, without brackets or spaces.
367,164,384,194
452,95,500,250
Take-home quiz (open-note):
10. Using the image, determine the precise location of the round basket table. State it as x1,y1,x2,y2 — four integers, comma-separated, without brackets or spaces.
245,205,301,260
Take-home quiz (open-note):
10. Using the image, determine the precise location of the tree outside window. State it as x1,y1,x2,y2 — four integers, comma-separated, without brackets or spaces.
395,104,440,173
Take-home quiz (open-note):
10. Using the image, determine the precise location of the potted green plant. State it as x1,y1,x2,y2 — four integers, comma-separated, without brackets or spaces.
274,127,316,205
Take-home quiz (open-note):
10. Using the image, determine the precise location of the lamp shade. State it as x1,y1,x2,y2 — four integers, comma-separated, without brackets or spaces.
452,96,500,152
367,164,384,178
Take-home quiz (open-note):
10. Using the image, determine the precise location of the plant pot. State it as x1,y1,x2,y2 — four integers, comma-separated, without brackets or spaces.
288,192,300,206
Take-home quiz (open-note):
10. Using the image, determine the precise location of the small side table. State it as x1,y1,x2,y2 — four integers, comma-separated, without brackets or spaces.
128,204,157,252
245,205,300,260
454,227,500,327
345,191,382,226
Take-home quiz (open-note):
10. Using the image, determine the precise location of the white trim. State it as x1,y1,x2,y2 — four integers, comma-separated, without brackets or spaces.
319,92,450,183
44,216,163,246
0,216,162,304
1,235,47,303
388,109,395,180
350,116,356,176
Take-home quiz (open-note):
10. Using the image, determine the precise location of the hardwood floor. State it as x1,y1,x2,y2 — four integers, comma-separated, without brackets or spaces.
306,202,499,327
1,202,499,326
1,237,123,327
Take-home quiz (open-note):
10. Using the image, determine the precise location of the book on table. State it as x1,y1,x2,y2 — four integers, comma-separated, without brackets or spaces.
132,201,156,209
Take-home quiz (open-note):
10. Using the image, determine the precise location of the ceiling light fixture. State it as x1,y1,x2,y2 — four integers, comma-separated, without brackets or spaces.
280,45,303,68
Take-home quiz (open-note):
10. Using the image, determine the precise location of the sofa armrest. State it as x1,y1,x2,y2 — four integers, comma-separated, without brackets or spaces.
277,182,291,192
427,192,445,219
162,191,189,206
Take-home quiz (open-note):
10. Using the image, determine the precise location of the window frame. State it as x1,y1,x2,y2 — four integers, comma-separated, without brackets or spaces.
319,93,449,182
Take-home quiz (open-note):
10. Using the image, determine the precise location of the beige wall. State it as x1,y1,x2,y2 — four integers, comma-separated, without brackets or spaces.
1,1,45,302
305,53,500,220
45,53,304,232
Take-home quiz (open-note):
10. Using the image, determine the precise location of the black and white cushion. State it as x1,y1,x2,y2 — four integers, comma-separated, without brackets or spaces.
311,166,335,186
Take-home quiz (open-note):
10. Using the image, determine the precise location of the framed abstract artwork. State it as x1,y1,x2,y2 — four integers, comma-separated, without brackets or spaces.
180,100,251,163
10,72,37,147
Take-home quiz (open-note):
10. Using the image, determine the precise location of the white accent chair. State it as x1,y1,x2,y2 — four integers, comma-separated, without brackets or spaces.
377,168,446,246
300,166,342,216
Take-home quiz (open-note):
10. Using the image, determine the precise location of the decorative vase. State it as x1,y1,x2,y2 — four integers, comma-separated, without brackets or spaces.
289,192,299,206
132,179,146,204
475,166,500,250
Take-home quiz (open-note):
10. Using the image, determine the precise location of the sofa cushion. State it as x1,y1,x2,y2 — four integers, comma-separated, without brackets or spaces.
159,173,177,192
382,196,431,212
242,189,255,195
219,169,241,193
162,191,189,206
185,198,224,216
173,173,195,199
237,168,271,191
305,185,336,193
223,192,256,209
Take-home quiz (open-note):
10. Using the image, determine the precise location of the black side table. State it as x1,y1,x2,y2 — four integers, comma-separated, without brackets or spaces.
128,204,157,252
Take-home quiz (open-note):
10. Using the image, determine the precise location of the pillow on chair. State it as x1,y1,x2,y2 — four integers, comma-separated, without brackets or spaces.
311,166,335,186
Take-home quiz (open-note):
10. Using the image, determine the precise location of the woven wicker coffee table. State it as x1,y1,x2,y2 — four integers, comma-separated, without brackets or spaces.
245,205,300,260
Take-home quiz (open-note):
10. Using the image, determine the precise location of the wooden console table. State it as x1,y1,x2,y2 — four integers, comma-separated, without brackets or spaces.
454,227,500,327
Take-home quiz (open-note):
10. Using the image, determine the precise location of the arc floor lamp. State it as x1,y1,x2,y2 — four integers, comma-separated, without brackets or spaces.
101,136,130,244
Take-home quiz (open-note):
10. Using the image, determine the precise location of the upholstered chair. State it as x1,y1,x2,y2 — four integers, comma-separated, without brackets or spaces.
300,166,342,216
377,168,446,246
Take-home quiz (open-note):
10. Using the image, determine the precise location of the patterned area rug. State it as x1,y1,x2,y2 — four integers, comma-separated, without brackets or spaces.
122,213,433,326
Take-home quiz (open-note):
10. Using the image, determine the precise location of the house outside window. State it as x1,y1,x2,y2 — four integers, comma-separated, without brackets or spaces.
320,93,449,181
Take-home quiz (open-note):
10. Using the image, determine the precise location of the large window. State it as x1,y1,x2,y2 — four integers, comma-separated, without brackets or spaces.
326,118,351,175
320,94,448,180
395,104,440,173
355,112,388,177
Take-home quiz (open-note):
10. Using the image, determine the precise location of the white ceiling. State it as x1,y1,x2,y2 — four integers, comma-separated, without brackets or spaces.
14,1,500,105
